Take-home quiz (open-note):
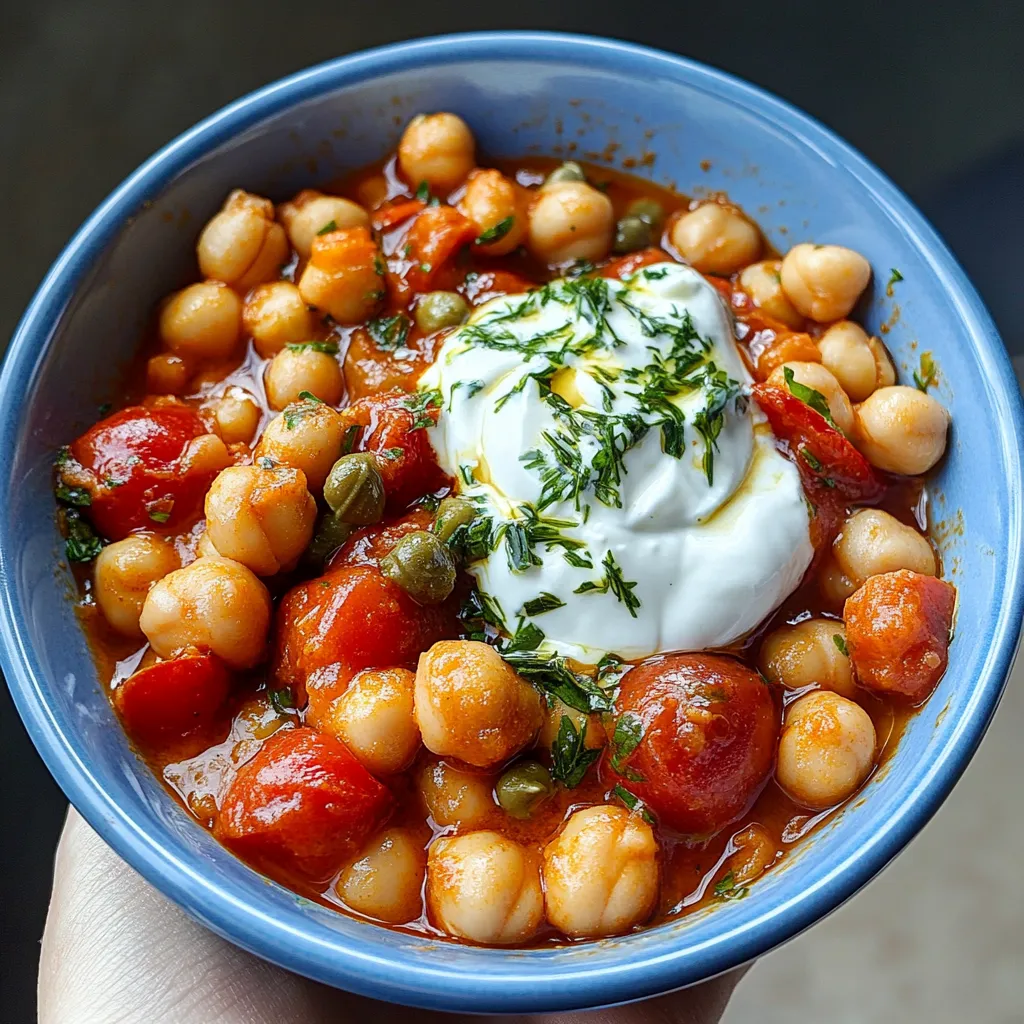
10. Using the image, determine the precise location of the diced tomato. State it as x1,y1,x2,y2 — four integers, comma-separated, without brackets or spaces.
607,654,779,836
752,381,885,504
750,332,822,381
706,276,734,303
329,509,436,571
371,198,425,232
113,653,231,746
844,570,956,703
461,269,535,306
215,727,392,883
272,563,458,717
600,248,673,280
68,405,217,539
403,205,477,295
339,387,447,509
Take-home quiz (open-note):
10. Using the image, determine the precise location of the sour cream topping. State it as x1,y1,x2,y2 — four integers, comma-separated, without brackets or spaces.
419,263,813,661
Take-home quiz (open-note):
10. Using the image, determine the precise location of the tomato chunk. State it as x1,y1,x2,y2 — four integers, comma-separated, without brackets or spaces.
339,387,446,509
403,205,477,295
608,653,779,836
844,569,956,702
752,381,885,504
113,654,231,746
600,248,672,280
371,198,425,232
461,269,534,306
67,405,216,539
215,727,392,883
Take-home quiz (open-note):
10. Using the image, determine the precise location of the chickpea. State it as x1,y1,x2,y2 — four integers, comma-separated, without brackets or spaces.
336,828,426,925
264,347,343,410
867,335,897,388
298,226,384,325
727,824,776,886
277,190,370,260
853,385,950,475
427,832,543,945
242,282,316,357
776,691,876,810
819,554,858,605
398,112,475,194
419,760,495,828
208,386,261,444
768,361,855,435
414,640,544,768
139,556,271,670
94,535,180,638
179,432,232,476
196,189,288,291
833,508,936,588
253,401,347,491
458,169,528,255
738,260,803,328
536,696,605,752
321,668,420,775
542,805,658,939
204,464,316,576
759,619,857,700
196,531,221,559
780,243,871,322
159,282,241,361
527,181,614,264
670,203,761,275
146,353,190,395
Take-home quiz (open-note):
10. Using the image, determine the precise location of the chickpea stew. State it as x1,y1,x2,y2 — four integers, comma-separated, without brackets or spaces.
56,111,955,947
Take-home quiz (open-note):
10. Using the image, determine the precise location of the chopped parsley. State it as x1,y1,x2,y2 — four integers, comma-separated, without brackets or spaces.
286,340,339,355
148,509,171,524
415,180,432,203
611,784,656,825
367,314,412,352
713,870,750,901
573,549,641,617
476,216,515,245
340,425,360,455
550,715,601,788
63,509,103,563
833,633,849,657
520,592,566,616
609,712,646,781
257,455,276,469
268,687,295,714
283,392,324,429
913,351,937,393
887,267,904,290
316,219,337,236
783,365,838,430
404,389,442,431
55,481,91,507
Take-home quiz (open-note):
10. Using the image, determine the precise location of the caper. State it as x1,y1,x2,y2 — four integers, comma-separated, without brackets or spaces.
304,511,354,568
415,291,470,333
613,215,655,254
432,496,477,545
544,161,586,187
324,453,385,524
495,761,554,819
626,197,665,228
380,530,456,605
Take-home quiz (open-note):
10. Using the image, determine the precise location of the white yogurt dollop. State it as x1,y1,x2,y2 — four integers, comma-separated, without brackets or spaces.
419,263,812,662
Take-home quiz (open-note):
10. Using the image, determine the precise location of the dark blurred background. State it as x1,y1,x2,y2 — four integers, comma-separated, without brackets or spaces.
2,3,1022,1021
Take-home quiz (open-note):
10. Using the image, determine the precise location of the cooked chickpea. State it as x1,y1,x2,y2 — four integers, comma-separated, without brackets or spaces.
321,668,420,775
204,464,316,576
738,260,802,327
527,181,614,264
196,531,221,558
297,226,384,325
427,832,543,944
179,432,232,476
196,189,288,291
264,347,343,410
819,554,858,605
398,113,475,193
242,282,316,357
759,619,857,700
670,203,761,275
776,691,876,809
542,805,658,939
94,535,180,638
159,282,241,361
146,353,190,395
780,243,871,322
208,386,260,444
853,385,950,475
867,335,896,388
536,696,605,752
458,168,528,255
414,640,545,768
253,402,347,491
336,828,426,925
419,760,495,828
817,321,880,402
833,508,936,588
139,556,271,670
277,190,370,259
768,361,855,435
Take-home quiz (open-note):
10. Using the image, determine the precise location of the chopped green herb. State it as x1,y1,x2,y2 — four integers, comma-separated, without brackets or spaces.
521,592,566,616
379,447,404,460
283,392,324,430
257,456,275,470
269,687,295,713
887,267,904,290
148,508,172,524
783,366,838,430
833,633,849,657
612,784,656,824
55,481,91,507
550,715,601,788
415,181,432,203
340,425,360,455
287,341,339,355
448,379,485,408
574,550,641,617
63,509,103,563
97,402,112,416
476,216,515,245
419,263,432,274
367,314,412,351
316,219,337,236
713,870,750,901
913,351,937,393
404,389,443,431
610,712,646,781
640,266,670,280
797,445,835,488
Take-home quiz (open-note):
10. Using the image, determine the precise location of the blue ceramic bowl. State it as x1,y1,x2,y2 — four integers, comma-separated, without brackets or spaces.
2,32,1023,1014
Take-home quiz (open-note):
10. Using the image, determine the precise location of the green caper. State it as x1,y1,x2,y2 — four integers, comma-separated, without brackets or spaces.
380,530,456,605
544,161,586,187
415,291,470,333
495,761,554,819
613,215,655,253
432,496,477,545
324,453,385,524
304,511,353,568
626,197,665,228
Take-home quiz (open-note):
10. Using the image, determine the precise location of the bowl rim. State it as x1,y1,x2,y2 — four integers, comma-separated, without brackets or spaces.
2,31,1023,1013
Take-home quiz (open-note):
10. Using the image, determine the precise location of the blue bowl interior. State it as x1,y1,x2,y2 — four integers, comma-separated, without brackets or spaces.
2,34,1022,1014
